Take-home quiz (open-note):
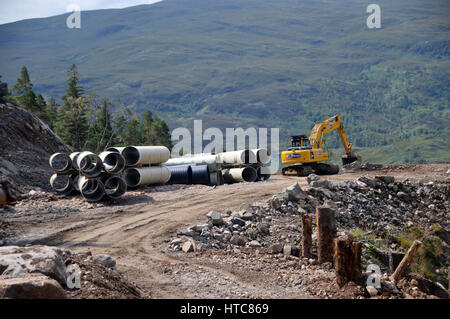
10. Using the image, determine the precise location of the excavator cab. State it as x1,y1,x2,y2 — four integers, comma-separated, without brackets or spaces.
288,135,311,150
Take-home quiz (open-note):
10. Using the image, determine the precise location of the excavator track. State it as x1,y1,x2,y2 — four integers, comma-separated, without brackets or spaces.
282,164,313,177
312,163,339,175
282,163,339,176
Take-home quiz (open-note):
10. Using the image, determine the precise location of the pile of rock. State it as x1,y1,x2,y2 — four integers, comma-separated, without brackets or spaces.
170,174,449,256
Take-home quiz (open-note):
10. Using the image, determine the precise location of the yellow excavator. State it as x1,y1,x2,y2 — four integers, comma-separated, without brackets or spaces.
281,114,360,176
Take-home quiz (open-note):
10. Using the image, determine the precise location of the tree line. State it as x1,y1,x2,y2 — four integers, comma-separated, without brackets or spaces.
0,65,173,152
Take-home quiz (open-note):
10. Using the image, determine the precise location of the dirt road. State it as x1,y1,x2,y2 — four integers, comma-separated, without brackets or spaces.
1,164,448,298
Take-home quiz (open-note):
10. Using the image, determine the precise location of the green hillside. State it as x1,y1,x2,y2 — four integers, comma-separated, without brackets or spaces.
0,0,449,163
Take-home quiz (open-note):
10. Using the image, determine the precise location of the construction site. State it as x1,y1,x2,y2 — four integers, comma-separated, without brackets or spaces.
0,100,448,300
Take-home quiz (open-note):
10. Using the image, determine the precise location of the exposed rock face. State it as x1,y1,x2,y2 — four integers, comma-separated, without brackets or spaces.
0,101,70,192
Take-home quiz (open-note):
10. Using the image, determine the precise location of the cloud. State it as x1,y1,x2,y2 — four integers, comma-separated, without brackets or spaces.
0,0,162,25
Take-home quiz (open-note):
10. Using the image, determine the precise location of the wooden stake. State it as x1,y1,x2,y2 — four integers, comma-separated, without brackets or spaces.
390,240,422,282
301,214,313,258
333,235,362,287
316,207,337,263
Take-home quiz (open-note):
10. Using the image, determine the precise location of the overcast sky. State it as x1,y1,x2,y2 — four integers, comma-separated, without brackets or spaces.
0,0,163,25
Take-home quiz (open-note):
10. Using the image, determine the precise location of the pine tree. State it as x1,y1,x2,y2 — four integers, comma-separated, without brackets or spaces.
94,98,114,152
35,93,48,123
45,96,59,131
55,64,88,151
141,109,153,144
124,115,143,146
13,66,37,113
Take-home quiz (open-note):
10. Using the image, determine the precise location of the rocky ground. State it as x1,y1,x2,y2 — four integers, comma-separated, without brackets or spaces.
0,164,449,299
0,101,70,194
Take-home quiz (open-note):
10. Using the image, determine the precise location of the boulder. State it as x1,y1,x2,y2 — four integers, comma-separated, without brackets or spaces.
0,275,67,299
284,183,306,202
269,195,281,210
182,241,195,253
0,246,67,286
207,211,223,226
357,176,379,189
307,174,320,184
92,254,116,269
230,235,246,246
310,179,331,189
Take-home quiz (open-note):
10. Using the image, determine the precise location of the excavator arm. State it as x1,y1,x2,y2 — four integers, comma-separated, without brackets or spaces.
309,114,359,165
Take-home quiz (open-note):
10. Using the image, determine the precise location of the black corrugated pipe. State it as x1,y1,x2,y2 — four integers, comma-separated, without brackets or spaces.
191,165,211,185
167,165,193,185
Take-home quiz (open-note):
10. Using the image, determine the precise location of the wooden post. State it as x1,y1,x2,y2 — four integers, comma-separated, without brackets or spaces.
390,240,422,282
301,214,313,258
334,235,362,287
316,207,337,263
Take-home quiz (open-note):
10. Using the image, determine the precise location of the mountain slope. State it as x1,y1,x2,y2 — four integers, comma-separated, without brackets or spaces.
0,0,448,163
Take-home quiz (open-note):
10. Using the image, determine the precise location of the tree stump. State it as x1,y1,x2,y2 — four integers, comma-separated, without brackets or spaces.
389,251,405,275
301,214,313,258
316,207,337,263
333,235,362,287
390,240,422,282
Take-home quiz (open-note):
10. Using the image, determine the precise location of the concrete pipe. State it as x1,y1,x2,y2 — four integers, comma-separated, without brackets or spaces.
166,154,220,172
50,174,74,195
102,176,127,200
76,151,103,178
69,152,82,170
49,153,72,174
99,151,125,174
78,176,105,202
256,166,271,181
251,149,270,164
122,146,170,166
223,166,257,183
218,150,256,165
123,166,171,187
105,147,126,154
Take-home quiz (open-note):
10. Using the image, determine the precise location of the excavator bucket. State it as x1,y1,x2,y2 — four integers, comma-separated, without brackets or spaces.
341,154,361,166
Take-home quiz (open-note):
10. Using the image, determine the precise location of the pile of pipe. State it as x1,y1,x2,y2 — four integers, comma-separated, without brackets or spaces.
49,146,171,202
49,151,127,202
218,149,271,184
164,149,270,185
165,153,222,186
106,146,171,188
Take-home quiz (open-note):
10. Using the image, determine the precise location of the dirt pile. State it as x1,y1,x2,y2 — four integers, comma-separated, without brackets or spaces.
0,101,70,193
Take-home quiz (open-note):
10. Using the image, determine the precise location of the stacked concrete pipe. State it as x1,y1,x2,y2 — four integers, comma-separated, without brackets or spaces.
217,148,271,183
108,146,172,188
49,149,128,202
